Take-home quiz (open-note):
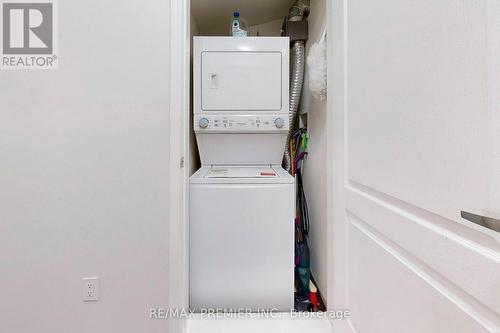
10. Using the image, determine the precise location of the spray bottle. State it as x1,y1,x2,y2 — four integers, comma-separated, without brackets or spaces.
230,11,248,37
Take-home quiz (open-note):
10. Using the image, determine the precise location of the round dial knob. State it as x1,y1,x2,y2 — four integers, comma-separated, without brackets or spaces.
199,118,209,129
274,117,285,129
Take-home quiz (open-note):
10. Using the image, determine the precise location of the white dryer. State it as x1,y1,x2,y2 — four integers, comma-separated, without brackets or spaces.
190,37,293,311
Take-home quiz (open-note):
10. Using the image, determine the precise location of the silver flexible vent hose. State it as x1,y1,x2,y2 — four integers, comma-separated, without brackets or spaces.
284,41,306,171
289,0,310,21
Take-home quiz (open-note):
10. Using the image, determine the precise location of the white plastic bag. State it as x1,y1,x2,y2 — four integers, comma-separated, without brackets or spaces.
307,32,327,101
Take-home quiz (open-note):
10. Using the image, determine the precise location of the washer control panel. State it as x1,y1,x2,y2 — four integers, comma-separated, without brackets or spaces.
194,115,289,132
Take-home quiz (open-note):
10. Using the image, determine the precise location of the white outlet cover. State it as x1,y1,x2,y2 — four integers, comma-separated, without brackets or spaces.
83,277,99,302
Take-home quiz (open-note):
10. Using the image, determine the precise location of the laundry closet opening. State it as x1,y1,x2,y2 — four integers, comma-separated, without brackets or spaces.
187,0,329,313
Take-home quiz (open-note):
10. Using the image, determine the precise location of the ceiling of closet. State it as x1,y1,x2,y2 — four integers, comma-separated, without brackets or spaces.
191,0,291,35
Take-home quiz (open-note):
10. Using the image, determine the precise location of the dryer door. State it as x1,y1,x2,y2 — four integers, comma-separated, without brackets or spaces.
201,52,282,111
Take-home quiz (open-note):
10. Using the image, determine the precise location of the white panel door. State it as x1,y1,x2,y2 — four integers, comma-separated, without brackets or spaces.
201,52,282,111
330,1,500,332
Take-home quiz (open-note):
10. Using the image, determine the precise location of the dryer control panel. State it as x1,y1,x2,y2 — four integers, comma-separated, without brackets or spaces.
194,114,289,132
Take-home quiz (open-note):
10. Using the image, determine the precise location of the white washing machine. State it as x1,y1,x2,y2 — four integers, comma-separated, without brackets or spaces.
190,165,294,311
190,37,293,311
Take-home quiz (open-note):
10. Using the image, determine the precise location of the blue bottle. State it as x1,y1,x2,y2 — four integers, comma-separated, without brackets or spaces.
230,11,248,37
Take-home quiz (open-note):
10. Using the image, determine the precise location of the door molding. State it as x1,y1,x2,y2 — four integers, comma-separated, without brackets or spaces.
329,0,349,310
168,0,190,332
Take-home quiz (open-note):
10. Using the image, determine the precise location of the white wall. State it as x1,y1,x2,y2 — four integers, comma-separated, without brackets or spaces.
248,18,283,37
301,0,328,299
0,1,171,332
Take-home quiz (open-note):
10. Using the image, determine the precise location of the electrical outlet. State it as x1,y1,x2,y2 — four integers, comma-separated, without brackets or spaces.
83,277,99,302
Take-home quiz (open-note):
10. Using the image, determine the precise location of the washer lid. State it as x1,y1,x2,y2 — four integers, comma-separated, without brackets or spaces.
205,166,277,178
190,165,294,184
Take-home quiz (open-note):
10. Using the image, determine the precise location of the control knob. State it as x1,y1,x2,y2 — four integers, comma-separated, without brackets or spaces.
199,118,209,129
274,117,285,129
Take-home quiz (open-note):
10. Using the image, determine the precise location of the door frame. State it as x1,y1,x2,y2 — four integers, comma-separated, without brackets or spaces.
329,0,347,311
168,0,190,332
168,0,345,331
328,0,356,331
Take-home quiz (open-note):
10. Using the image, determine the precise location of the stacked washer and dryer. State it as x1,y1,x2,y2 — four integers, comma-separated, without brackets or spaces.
190,37,294,311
